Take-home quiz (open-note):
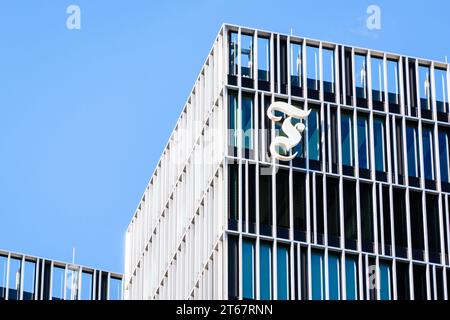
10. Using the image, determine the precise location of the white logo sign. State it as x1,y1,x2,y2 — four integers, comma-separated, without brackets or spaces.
267,102,311,161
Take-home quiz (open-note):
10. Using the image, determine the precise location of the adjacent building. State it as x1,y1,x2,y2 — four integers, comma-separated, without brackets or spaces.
0,249,123,300
124,23,450,300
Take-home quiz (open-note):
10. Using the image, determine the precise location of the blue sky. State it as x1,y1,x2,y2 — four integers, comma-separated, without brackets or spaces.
0,0,449,273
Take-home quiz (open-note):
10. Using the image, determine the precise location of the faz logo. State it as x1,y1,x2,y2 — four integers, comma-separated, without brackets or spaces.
267,102,311,161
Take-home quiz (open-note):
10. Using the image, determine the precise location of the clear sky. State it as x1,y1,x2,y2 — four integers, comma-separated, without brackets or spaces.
0,0,449,273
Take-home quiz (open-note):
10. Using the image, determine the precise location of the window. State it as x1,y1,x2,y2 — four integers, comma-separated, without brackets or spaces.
228,92,238,151
257,37,270,82
413,264,427,300
357,115,370,171
345,255,359,300
382,186,392,255
393,188,408,258
410,191,425,261
435,68,449,113
344,180,357,250
259,167,273,236
0,255,7,300
241,34,253,78
81,271,93,300
407,124,420,180
328,253,340,300
248,164,256,233
373,117,386,173
315,174,325,244
277,245,290,300
311,250,325,300
293,171,307,241
439,129,450,185
371,57,384,105
65,268,78,300
327,177,340,247
260,242,272,299
290,42,302,88
276,169,290,239
422,126,435,182
426,194,441,263
396,262,410,300
306,45,320,97
242,94,254,151
8,258,21,300
228,235,239,299
23,260,36,300
341,112,354,168
242,239,255,300
396,120,405,180
308,107,321,162
323,48,335,101
419,65,432,111
228,164,239,230
355,54,368,102
52,266,65,300
387,59,400,107
360,183,374,252
379,261,392,300
229,32,238,76
109,277,122,300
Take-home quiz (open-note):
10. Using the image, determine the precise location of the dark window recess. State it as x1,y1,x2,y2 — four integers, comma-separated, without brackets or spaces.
344,48,353,106
273,36,278,93
228,164,239,231
338,46,344,103
368,257,377,300
360,183,374,253
43,261,51,300
327,177,340,247
396,120,405,184
376,185,383,253
248,164,256,234
408,59,418,115
300,246,309,300
293,171,307,242
426,194,441,263
409,191,425,261
393,188,408,258
382,186,392,255
436,268,444,300
276,169,290,239
443,197,449,265
228,235,239,300
259,167,273,236
343,180,357,250
330,107,339,174
241,164,246,231
100,272,108,300
413,264,427,300
280,36,288,95
396,262,410,300
316,175,324,245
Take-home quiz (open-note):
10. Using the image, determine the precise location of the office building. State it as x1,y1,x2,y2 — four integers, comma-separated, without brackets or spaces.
124,24,450,300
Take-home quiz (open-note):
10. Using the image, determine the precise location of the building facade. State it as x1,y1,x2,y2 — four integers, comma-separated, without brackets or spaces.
124,24,450,300
0,249,123,300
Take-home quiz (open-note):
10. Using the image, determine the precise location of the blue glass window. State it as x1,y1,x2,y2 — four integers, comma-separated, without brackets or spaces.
277,245,289,300
371,57,384,102
228,92,238,149
435,68,449,113
229,32,238,76
290,43,302,87
0,255,7,300
308,108,320,161
323,48,335,94
419,65,432,110
8,258,21,300
341,113,354,167
242,239,255,299
407,125,420,178
65,268,78,300
328,253,340,300
422,127,435,181
379,262,392,300
357,116,370,169
355,54,368,99
81,271,93,300
23,260,36,300
109,277,122,300
257,37,270,81
387,60,400,105
345,255,358,300
52,266,65,300
260,242,272,299
439,131,450,183
242,95,254,150
373,117,386,172
241,34,253,78
311,250,325,300
306,46,319,91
